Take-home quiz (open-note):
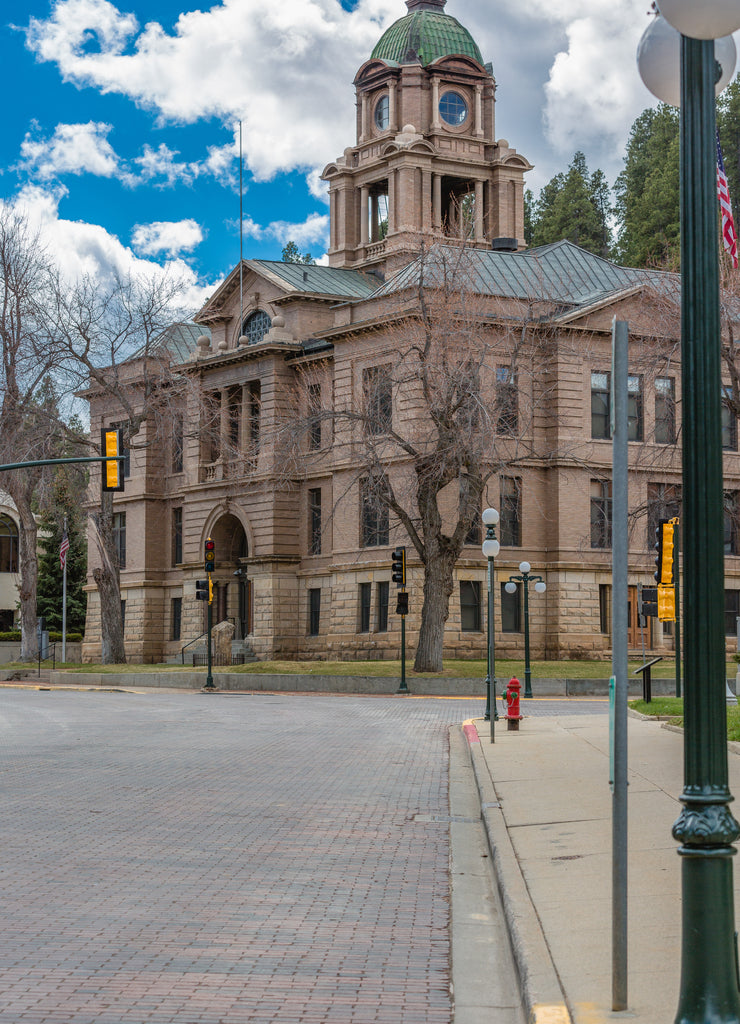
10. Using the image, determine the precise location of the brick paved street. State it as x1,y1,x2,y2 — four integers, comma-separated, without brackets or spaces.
0,690,605,1023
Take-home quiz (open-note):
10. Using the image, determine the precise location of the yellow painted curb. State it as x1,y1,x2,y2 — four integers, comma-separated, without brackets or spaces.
531,1005,571,1024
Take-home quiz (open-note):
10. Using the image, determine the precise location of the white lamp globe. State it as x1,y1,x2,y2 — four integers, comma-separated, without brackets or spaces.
504,581,518,594
534,581,547,594
482,507,499,526
482,538,500,558
518,561,531,574
637,14,736,106
657,0,740,40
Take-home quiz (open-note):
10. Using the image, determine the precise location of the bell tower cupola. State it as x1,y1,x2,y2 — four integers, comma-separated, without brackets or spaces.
321,0,532,275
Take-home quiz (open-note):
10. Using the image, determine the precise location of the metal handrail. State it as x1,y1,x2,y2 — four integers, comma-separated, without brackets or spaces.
180,631,210,665
38,642,58,677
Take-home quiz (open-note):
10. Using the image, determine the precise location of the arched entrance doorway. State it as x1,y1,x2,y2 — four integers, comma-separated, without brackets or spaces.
209,514,250,639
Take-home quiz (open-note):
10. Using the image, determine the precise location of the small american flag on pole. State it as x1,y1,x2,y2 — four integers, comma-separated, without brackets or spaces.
717,130,738,269
59,529,70,571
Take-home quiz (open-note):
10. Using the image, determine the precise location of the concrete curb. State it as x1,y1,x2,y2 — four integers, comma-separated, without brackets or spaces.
461,720,572,1024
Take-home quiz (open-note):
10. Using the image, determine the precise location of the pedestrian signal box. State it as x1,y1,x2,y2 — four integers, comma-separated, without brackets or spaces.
391,547,406,587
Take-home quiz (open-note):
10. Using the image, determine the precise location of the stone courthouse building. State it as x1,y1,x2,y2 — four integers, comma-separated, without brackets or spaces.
83,0,740,663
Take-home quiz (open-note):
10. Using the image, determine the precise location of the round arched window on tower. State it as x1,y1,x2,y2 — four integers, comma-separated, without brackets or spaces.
439,90,468,126
374,94,390,131
242,310,271,346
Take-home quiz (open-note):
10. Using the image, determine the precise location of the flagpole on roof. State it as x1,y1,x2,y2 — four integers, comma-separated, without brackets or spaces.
239,120,244,336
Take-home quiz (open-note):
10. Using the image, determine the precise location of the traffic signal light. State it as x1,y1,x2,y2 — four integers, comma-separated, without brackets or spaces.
396,591,409,616
657,583,676,622
639,585,658,620
654,519,675,586
101,427,124,492
391,546,406,587
204,537,215,574
195,579,209,602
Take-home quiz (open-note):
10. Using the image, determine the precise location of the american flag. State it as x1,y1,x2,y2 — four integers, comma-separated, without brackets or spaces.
59,530,70,571
717,131,738,269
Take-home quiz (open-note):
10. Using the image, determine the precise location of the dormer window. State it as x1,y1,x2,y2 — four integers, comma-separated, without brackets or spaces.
439,90,468,126
374,94,390,131
242,309,271,345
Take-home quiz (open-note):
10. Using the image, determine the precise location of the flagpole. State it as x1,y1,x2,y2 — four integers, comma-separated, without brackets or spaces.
61,516,68,664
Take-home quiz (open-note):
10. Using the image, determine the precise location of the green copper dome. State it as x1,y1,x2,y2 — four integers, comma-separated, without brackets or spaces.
371,0,483,67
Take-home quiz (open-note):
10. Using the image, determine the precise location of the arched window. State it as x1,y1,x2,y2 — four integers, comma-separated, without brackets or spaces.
374,94,389,131
242,310,272,346
0,514,19,573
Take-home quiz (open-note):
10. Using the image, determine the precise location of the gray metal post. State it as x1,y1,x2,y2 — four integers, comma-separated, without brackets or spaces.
611,318,629,1010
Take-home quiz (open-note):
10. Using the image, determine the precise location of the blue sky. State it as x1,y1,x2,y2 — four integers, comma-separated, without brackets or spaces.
2,0,669,312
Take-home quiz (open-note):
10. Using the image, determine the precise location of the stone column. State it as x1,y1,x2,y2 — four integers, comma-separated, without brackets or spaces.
360,186,369,245
433,173,442,230
360,93,368,143
475,179,484,240
389,81,397,133
474,84,483,137
431,77,440,130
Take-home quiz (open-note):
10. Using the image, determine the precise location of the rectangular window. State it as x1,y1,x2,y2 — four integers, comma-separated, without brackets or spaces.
725,491,739,556
460,581,481,632
359,582,372,633
599,584,611,635
112,512,126,569
723,387,737,450
499,476,522,547
249,381,261,453
227,387,241,451
495,366,518,434
725,589,740,636
171,412,184,473
363,365,393,435
308,382,322,450
171,596,182,642
655,377,675,444
308,488,322,555
172,506,183,566
500,581,522,632
308,588,321,636
627,375,643,441
591,371,611,440
590,480,612,549
376,581,389,632
360,478,389,547
647,483,681,549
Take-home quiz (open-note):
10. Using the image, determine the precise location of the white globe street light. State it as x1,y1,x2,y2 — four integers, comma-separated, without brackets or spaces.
657,0,740,40
637,13,736,107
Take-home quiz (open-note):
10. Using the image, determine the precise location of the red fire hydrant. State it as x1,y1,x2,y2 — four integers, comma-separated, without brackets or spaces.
501,677,523,731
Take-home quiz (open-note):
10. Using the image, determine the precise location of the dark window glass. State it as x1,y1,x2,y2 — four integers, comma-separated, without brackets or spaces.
725,589,740,636
376,581,389,632
590,480,612,549
171,597,182,642
309,488,321,556
465,508,481,545
228,387,240,450
500,582,522,632
308,383,322,450
249,381,261,454
723,387,737,450
308,588,321,636
359,583,371,632
172,507,183,566
725,491,739,555
439,91,468,125
374,94,389,130
495,367,518,434
361,479,389,547
599,584,611,635
655,378,675,444
120,599,126,630
460,581,481,631
627,375,643,441
647,483,681,549
0,513,19,573
112,512,126,569
591,371,610,440
363,366,392,435
499,476,521,547
243,309,271,346
172,412,184,473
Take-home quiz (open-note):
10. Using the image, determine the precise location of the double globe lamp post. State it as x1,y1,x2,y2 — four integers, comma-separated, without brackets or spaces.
505,563,546,700
481,508,500,739
637,1,740,1020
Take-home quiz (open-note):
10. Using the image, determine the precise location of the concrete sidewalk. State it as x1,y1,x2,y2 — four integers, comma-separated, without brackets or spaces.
463,711,740,1024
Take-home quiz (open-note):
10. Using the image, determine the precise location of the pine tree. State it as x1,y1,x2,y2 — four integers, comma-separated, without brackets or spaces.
281,240,315,264
530,152,612,257
36,508,87,636
614,104,680,268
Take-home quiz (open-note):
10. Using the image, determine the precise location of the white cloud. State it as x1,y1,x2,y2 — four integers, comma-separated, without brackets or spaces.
132,219,204,257
23,0,400,181
7,184,216,309
17,121,120,180
237,212,330,249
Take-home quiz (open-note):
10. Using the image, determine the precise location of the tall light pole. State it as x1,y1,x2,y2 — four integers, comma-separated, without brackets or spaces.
482,508,500,741
638,5,740,1021
505,561,546,699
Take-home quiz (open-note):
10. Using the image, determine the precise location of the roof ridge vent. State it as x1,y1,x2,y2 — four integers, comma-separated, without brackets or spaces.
491,237,518,252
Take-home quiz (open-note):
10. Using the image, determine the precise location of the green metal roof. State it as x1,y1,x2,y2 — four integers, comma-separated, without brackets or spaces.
248,260,378,299
371,10,483,66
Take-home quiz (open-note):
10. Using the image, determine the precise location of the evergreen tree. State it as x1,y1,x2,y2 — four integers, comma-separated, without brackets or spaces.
614,104,680,268
281,240,315,264
529,152,612,257
36,506,87,635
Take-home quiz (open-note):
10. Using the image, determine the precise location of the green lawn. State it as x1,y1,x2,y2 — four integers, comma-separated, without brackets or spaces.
629,696,740,742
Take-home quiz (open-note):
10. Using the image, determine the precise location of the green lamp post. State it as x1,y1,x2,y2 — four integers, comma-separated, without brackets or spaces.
638,5,740,1020
482,507,500,739
505,561,546,700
